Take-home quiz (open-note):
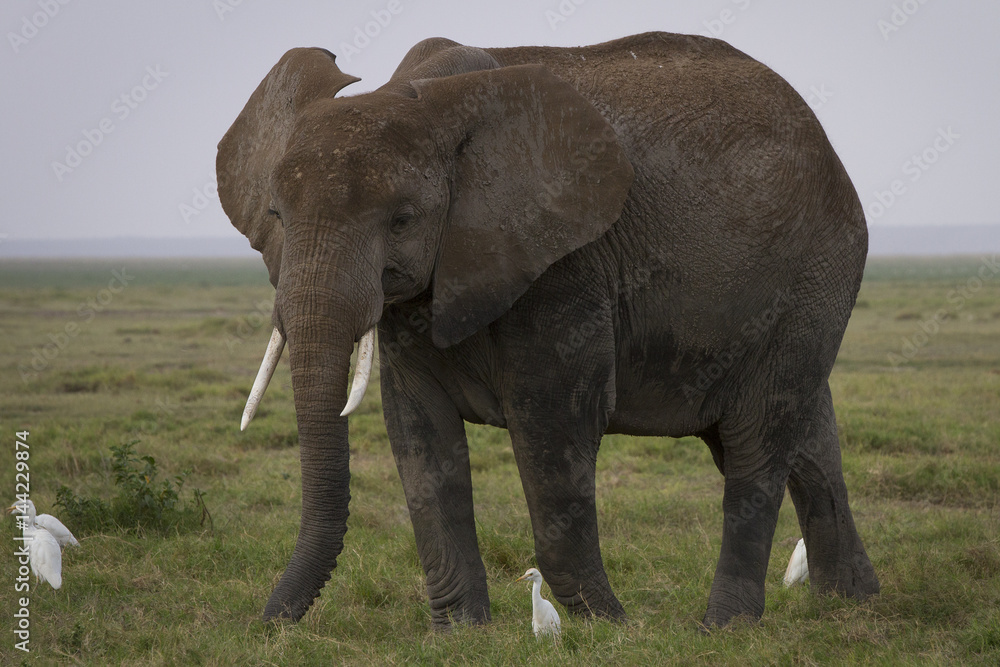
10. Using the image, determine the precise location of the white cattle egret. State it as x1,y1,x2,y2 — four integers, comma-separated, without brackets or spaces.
516,568,561,638
7,499,79,548
7,502,63,589
783,538,809,587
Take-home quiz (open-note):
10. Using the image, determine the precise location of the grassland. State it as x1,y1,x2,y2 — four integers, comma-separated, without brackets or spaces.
1,255,998,665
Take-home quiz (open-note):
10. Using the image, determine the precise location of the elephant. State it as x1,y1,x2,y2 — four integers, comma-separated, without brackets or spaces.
216,31,879,629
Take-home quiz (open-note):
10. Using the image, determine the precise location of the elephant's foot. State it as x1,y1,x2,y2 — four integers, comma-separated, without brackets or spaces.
561,591,627,621
430,611,490,632
545,567,627,621
429,604,490,631
701,573,766,628
428,581,491,631
810,544,880,600
791,502,881,602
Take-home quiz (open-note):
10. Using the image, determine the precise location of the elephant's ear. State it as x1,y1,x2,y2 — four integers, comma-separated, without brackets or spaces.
216,48,359,287
412,65,634,348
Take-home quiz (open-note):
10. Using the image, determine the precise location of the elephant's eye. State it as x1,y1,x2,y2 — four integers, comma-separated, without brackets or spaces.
267,206,283,226
389,207,417,235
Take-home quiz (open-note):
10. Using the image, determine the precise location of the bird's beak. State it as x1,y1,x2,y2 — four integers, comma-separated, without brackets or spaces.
4,504,16,515
515,574,528,582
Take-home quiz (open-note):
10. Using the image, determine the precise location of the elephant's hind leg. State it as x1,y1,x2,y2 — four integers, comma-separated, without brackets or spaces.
702,405,793,627
786,382,879,599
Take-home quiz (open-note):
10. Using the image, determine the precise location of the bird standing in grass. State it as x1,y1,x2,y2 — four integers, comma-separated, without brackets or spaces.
783,538,809,587
516,568,561,638
7,500,65,589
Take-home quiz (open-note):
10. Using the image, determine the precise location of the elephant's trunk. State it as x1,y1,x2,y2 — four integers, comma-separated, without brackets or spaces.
262,271,379,622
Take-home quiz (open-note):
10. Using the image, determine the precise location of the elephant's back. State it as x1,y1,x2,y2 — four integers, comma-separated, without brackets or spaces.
487,32,862,238
486,31,781,137
486,31,753,77
490,31,866,305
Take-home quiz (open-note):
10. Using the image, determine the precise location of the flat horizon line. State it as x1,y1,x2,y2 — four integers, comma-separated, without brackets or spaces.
1,225,998,258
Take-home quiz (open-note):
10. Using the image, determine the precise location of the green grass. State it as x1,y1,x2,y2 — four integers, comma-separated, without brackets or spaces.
1,256,999,665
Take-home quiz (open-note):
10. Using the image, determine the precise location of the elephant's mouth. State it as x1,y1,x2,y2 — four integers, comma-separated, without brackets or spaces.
381,265,425,305
240,325,376,431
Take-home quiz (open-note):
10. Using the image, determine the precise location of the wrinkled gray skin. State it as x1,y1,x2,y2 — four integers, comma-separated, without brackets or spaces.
217,32,879,629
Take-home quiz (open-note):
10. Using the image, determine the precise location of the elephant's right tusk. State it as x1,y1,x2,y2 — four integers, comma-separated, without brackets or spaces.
241,327,285,431
340,327,376,417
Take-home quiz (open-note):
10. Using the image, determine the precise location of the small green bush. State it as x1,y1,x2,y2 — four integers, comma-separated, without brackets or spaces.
56,440,211,535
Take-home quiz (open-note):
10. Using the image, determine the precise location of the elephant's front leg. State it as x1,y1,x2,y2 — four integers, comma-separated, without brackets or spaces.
507,418,626,620
380,349,490,629
501,299,625,620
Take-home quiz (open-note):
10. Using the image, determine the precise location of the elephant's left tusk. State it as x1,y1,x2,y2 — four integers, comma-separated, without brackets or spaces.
340,327,376,417
241,327,285,431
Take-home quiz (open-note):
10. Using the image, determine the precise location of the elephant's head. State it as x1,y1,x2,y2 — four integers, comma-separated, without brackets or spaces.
216,43,633,621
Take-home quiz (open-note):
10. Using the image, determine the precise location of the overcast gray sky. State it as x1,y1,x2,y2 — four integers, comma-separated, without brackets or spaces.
2,0,997,245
